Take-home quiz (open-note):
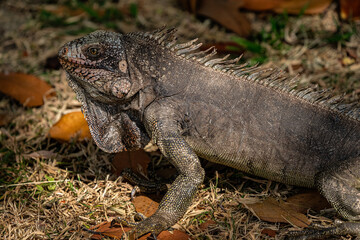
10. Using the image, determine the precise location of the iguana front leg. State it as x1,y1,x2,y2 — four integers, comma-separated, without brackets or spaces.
125,102,205,239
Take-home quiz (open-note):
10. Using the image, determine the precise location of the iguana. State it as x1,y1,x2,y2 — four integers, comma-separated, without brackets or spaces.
58,28,360,239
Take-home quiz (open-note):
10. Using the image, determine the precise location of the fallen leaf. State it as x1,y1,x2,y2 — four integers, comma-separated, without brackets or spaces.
241,0,331,14
157,230,192,240
199,219,216,230
346,49,358,60
90,221,132,240
342,57,355,66
132,195,159,217
200,42,244,55
90,221,191,240
0,113,12,126
247,197,311,228
340,0,360,20
261,228,277,237
0,73,55,107
49,111,91,141
179,0,251,37
42,5,85,18
285,191,331,213
112,150,151,177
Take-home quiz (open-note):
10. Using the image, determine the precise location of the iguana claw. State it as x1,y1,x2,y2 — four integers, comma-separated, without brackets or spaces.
118,213,168,240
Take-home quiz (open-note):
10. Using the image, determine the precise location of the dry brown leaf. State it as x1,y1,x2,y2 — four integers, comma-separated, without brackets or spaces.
242,0,331,14
0,113,12,126
132,195,159,217
0,73,55,107
90,221,132,240
90,221,191,240
200,42,244,55
285,191,331,213
42,5,85,17
49,111,91,141
247,197,311,228
199,219,216,230
157,230,192,240
340,0,360,20
112,150,151,177
261,228,277,237
180,0,251,37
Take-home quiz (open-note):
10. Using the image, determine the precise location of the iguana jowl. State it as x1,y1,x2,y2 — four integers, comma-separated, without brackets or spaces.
58,28,360,239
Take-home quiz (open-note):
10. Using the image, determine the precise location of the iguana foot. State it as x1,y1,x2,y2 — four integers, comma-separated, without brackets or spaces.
287,221,360,239
117,213,171,240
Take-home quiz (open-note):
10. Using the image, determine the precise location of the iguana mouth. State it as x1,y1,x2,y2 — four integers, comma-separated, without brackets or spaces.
58,55,97,71
58,44,106,70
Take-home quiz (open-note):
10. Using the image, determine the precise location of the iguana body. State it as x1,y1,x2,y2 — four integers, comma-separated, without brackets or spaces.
58,28,360,238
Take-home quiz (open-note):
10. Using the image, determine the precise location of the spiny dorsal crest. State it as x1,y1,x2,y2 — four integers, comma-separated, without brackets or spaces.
129,27,360,121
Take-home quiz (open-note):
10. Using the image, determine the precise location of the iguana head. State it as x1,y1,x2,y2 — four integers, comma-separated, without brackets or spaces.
58,31,148,153
58,30,131,102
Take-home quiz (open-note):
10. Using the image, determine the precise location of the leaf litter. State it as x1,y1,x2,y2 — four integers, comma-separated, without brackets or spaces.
0,73,55,107
49,111,91,142
0,0,359,239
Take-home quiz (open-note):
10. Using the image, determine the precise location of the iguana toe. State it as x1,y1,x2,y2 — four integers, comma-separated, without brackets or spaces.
121,213,170,239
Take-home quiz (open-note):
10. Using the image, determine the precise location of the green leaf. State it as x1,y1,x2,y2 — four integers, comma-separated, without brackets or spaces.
36,185,44,192
45,175,54,181
231,36,264,54
129,3,138,18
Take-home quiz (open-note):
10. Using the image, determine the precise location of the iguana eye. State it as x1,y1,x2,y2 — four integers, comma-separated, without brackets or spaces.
87,46,101,57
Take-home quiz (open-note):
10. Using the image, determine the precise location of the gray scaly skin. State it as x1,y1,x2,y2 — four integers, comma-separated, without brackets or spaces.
58,28,360,239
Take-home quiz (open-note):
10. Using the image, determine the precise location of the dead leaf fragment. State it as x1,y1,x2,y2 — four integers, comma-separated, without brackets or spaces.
247,197,311,228
0,73,55,107
340,0,360,20
90,221,132,240
157,230,192,240
179,0,251,37
200,42,244,55
42,5,85,18
242,0,331,14
285,191,331,213
199,219,216,230
132,195,159,217
49,111,91,141
342,57,355,66
261,228,277,237
90,221,191,240
112,150,151,177
0,113,12,126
